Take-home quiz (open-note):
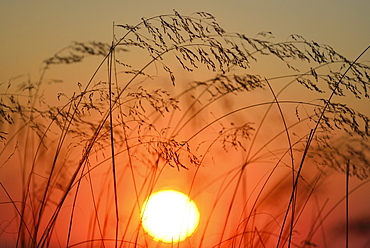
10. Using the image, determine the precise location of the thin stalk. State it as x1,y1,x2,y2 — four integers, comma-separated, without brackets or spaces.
265,78,296,248
85,161,106,248
345,160,349,248
108,43,120,248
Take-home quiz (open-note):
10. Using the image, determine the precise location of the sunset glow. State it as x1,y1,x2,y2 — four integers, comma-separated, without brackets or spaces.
140,190,200,243
1,3,369,247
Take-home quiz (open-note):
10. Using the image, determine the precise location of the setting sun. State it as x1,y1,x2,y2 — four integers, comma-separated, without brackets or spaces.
140,190,200,243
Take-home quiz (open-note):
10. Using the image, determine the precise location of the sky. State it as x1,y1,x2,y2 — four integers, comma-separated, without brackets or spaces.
1,0,369,83
0,1,370,247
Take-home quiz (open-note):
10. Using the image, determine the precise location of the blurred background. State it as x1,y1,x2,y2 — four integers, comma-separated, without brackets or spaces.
1,1,369,247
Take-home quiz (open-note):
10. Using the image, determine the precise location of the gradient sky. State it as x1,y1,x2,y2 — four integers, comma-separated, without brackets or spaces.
1,0,369,83
1,1,370,247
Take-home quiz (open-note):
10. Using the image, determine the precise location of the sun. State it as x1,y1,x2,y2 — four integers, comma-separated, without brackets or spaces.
140,190,200,243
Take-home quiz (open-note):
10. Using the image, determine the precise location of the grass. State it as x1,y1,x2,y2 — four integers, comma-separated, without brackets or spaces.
1,10,370,248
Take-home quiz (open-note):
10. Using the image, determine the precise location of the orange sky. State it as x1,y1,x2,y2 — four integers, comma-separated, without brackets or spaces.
1,1,370,247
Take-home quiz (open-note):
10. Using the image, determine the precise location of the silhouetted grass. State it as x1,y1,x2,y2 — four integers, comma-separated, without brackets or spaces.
1,10,370,248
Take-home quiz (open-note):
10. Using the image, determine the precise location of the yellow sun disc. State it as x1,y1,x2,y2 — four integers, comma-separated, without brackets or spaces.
141,190,200,243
